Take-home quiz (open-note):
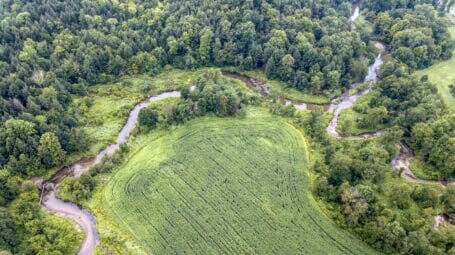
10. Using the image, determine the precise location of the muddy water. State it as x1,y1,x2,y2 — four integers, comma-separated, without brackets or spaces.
364,54,383,83
349,2,361,30
284,99,310,110
221,70,271,96
282,98,327,111
326,88,370,138
326,53,383,139
43,191,99,255
222,70,330,110
391,142,455,186
41,89,186,255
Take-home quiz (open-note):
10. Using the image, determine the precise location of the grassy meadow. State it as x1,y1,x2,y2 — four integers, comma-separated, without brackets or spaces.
102,108,377,254
71,68,213,155
71,66,330,157
412,25,455,175
415,26,455,112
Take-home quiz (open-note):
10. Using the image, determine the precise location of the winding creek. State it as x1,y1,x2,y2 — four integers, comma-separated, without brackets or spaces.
40,89,193,254
350,2,361,30
326,53,384,139
39,4,453,254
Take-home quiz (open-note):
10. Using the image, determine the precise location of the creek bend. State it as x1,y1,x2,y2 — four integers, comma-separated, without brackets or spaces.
40,89,193,254
224,51,455,189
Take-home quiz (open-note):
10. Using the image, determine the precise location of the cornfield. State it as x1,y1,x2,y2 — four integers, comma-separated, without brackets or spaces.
105,110,377,254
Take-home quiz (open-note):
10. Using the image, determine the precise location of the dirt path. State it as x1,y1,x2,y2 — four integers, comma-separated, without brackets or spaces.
40,89,190,255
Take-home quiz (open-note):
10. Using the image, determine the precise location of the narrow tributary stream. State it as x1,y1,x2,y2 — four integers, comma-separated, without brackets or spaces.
326,53,383,139
41,89,194,254
349,1,361,30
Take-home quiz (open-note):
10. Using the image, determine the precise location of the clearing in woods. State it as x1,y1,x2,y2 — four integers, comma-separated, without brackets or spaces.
104,108,377,254
415,27,455,112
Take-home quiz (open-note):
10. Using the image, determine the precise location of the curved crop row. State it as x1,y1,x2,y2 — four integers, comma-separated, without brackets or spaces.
105,110,377,254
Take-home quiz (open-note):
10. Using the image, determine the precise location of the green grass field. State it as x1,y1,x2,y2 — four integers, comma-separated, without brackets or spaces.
71,68,213,155
415,27,455,112
103,108,376,254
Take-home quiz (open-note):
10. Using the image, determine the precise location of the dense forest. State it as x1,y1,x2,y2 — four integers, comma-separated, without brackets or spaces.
0,0,454,254
1,0,368,181
1,0,452,178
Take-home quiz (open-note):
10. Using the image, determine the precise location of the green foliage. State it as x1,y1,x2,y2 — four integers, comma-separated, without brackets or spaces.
0,172,19,206
411,186,440,208
38,132,65,169
8,188,82,254
359,106,388,129
0,0,452,253
294,4,454,255
442,187,455,218
60,174,96,203
373,68,442,129
295,106,329,141
74,69,211,154
415,27,455,111
310,131,453,253
2,120,37,165
138,108,159,129
0,207,15,251
269,101,296,117
322,141,389,186
360,61,455,179
411,114,455,178
138,71,256,131
189,71,245,116
389,183,413,209
0,0,389,152
368,3,454,69
450,84,455,97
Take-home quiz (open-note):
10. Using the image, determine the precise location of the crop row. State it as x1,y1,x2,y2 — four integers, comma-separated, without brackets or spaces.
105,117,376,254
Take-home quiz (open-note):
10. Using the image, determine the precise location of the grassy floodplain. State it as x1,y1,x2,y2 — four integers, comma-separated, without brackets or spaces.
103,108,377,254
71,68,212,155
72,67,332,157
